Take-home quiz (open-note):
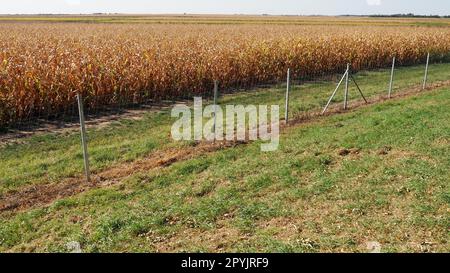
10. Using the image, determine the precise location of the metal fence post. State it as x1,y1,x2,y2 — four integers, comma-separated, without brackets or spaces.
322,67,348,115
423,52,430,90
76,93,91,182
388,56,396,99
344,63,350,110
213,80,219,139
285,68,291,124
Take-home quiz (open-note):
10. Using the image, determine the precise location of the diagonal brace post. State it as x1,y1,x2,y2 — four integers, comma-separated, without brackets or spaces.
322,67,349,115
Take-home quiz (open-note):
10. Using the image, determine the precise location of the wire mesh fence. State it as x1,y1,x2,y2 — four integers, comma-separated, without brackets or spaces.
2,51,449,131
0,51,449,183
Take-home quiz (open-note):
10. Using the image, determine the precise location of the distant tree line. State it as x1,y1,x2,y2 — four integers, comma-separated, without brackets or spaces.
368,13,450,18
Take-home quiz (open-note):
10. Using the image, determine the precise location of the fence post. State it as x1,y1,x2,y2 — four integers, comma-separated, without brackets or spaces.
423,52,430,90
388,57,396,99
322,67,348,115
285,68,291,124
76,93,91,182
213,80,219,140
344,63,350,110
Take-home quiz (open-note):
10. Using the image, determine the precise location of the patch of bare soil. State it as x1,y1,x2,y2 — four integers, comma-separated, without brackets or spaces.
0,81,449,214
338,148,361,157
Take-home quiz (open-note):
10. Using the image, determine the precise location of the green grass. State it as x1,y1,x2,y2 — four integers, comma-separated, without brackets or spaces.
0,62,449,195
0,82,449,252
0,111,183,192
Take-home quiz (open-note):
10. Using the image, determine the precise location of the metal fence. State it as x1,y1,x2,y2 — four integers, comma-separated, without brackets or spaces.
0,52,449,183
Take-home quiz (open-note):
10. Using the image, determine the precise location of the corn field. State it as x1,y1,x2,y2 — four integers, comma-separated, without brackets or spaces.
1,23,450,128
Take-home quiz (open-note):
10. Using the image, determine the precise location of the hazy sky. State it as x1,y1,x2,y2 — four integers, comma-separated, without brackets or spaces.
0,0,449,15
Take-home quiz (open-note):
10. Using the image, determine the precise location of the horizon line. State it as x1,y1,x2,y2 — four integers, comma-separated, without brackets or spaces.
0,13,449,17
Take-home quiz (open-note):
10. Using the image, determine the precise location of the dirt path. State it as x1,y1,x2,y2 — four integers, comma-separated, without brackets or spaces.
0,140,244,213
0,81,449,214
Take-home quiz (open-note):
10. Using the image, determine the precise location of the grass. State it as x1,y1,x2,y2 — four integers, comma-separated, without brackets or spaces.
0,79,449,252
0,62,449,195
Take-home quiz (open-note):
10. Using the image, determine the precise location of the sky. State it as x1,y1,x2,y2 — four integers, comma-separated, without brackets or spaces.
0,0,449,16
